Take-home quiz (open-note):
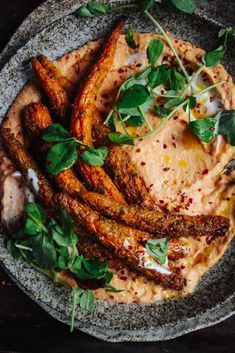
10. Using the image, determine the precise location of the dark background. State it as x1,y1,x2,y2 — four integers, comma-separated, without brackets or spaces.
0,1,235,353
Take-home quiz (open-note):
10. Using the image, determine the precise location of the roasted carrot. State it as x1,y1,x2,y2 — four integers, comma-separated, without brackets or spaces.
2,129,186,288
57,193,186,290
70,19,125,203
32,57,70,119
23,102,230,239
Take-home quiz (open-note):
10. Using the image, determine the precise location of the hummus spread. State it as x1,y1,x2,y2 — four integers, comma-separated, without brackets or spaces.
1,33,234,303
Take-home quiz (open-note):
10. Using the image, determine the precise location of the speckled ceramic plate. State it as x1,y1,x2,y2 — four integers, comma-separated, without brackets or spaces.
0,0,234,342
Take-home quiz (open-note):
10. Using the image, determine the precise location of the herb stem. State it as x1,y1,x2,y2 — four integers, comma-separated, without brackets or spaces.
109,4,138,13
134,99,188,140
180,64,205,97
144,10,190,81
15,244,32,251
139,106,153,131
192,80,225,97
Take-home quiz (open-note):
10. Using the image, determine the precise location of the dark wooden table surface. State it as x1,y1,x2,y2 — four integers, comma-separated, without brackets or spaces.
0,1,235,353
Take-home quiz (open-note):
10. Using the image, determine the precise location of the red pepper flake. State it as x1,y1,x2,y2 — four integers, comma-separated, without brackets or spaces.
185,80,189,84
160,89,165,95
202,168,209,175
175,39,179,43
172,142,176,148
163,144,167,149
208,201,213,204
119,276,127,281
128,245,133,250
210,96,215,102
159,199,164,204
118,68,124,74
149,184,153,188
136,63,142,67
226,197,231,201
198,188,201,192
163,167,170,172
189,198,193,204
156,139,160,143
101,93,109,99
181,265,185,269
171,135,176,140
140,161,146,166
47,160,52,165
133,301,138,304
136,148,141,153
173,116,178,120
210,127,215,131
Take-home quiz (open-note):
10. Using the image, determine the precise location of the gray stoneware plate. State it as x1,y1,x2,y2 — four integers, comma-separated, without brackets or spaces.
0,0,234,342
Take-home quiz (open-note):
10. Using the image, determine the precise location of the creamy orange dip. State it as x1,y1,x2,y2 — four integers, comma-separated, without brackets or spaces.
1,33,234,303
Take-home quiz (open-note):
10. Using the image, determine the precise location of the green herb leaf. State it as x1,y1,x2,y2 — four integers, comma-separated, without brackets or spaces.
24,202,46,235
189,118,216,143
49,220,72,247
59,209,75,237
81,146,108,167
32,233,57,269
146,238,169,265
42,123,73,142
83,259,109,279
87,1,109,15
126,115,146,126
147,39,164,66
70,287,84,332
7,240,22,260
125,25,137,49
169,68,185,91
170,0,196,14
80,290,95,311
202,48,225,68
117,84,150,109
57,255,68,271
148,64,170,88
108,132,134,146
75,5,93,17
154,105,169,118
215,110,235,145
188,96,197,109
161,90,179,98
46,140,78,175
